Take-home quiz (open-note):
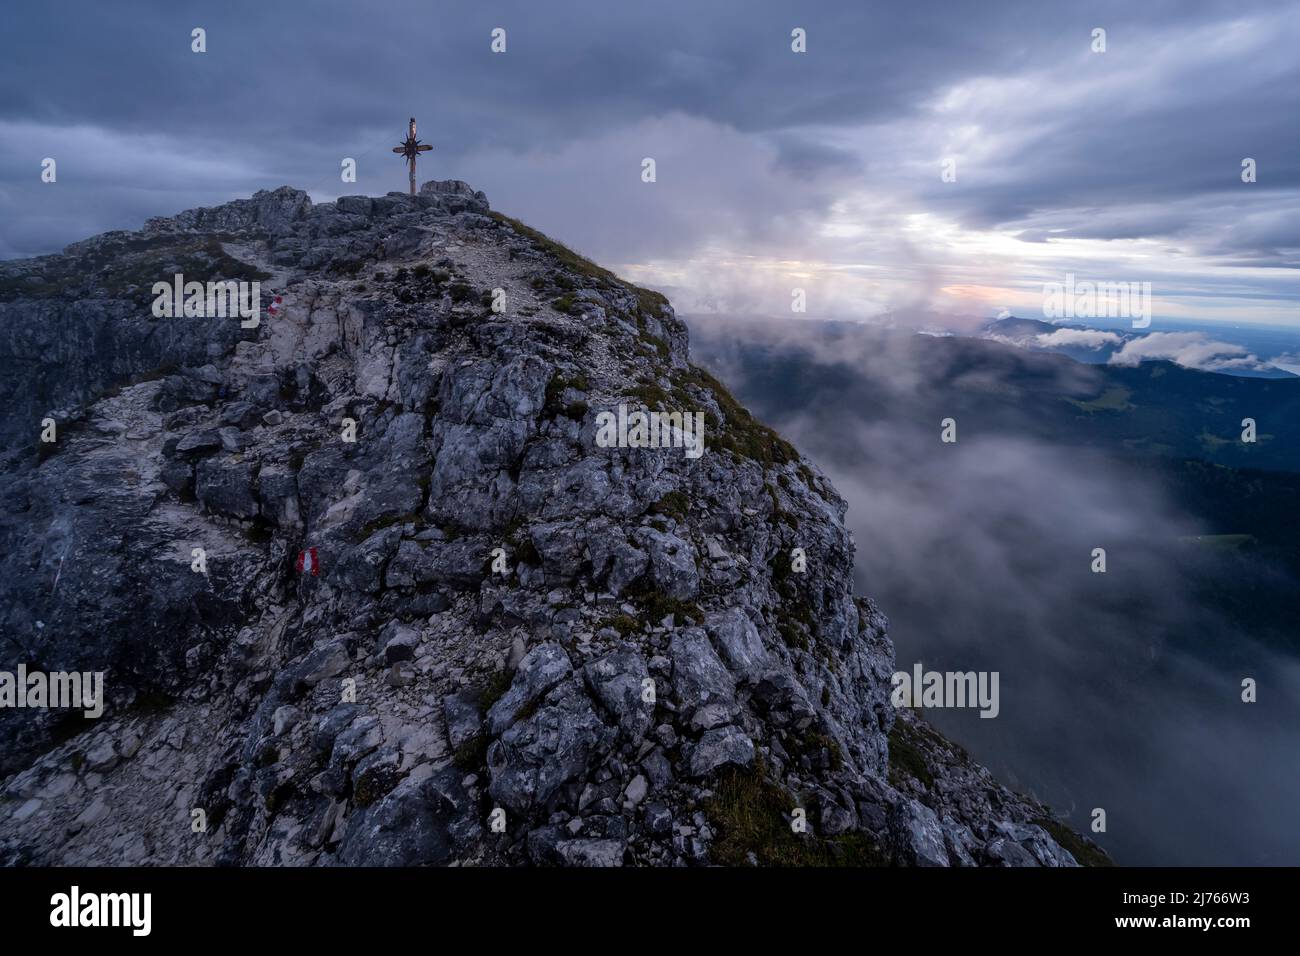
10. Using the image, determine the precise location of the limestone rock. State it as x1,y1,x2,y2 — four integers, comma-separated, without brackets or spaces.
0,182,1101,870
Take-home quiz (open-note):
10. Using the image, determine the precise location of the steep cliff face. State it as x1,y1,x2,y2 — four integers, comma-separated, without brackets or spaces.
0,183,1104,866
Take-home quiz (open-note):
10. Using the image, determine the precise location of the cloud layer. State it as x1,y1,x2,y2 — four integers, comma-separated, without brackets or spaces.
692,316,1300,864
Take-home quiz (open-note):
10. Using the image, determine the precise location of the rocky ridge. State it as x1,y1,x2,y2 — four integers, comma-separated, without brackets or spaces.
0,181,1106,866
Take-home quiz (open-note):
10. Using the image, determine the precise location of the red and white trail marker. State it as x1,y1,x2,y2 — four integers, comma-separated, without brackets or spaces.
266,294,284,319
296,547,319,576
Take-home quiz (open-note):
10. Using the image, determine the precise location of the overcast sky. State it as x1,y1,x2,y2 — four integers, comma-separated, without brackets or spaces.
3,0,1298,329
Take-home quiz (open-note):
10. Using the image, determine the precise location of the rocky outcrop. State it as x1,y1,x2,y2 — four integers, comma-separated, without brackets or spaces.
0,183,1106,866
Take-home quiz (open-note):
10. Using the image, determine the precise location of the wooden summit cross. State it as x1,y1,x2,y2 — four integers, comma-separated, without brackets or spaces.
392,117,433,195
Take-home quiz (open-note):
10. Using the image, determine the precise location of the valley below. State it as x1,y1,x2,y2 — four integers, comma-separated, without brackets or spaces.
691,315,1300,865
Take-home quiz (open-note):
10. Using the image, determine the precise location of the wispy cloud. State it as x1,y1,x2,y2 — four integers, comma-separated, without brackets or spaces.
1108,330,1272,371
1035,329,1124,350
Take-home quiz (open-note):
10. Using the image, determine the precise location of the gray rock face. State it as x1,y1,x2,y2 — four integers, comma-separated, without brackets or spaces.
687,726,755,777
487,684,613,813
553,838,623,867
603,542,648,596
669,629,736,726
0,182,1103,868
379,621,420,664
196,458,259,519
441,691,483,752
418,179,490,213
337,775,454,866
583,648,652,742
705,607,767,684
636,528,699,601
486,643,572,736
175,429,224,458
894,799,951,867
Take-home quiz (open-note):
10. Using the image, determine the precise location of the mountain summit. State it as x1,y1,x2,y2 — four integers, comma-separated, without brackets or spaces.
0,183,1104,866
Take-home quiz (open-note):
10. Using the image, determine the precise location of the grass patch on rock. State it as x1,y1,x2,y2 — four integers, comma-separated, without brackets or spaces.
1034,817,1114,867
477,668,514,712
543,370,590,420
627,381,672,411
887,721,935,791
649,490,690,522
624,581,702,625
488,211,669,318
597,614,642,636
676,366,797,467
452,735,490,771
707,765,890,867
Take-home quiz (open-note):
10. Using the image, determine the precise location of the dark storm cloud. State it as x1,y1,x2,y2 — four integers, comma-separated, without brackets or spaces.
770,136,863,181
2,0,1298,312
894,6,1300,271
0,0,1109,143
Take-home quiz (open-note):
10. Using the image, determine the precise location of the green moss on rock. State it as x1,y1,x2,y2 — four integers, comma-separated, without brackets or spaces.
887,721,935,791
707,765,890,867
